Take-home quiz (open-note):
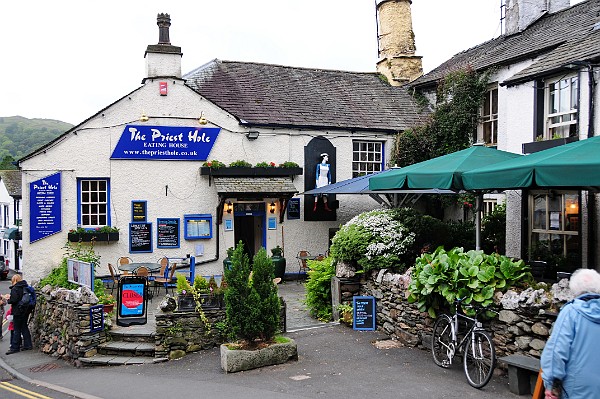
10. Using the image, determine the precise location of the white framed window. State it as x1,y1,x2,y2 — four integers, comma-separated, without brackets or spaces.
78,179,109,227
546,75,578,139
529,191,580,271
479,86,498,145
482,199,498,216
352,141,384,178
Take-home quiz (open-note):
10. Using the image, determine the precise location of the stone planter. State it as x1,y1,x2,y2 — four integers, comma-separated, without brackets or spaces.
177,293,224,311
68,232,119,242
220,339,298,373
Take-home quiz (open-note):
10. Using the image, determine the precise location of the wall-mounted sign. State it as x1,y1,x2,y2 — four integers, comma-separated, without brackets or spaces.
29,172,62,243
157,218,180,248
159,81,168,96
90,305,104,332
132,200,147,222
353,296,376,331
268,217,277,230
184,214,212,239
110,125,221,161
287,198,300,220
224,219,233,231
67,258,94,289
129,222,152,253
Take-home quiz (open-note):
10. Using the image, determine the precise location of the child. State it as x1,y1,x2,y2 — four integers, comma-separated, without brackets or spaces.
0,294,6,339
4,307,13,343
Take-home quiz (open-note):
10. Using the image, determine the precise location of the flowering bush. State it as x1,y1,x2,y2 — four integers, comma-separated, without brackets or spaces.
330,209,415,272
202,160,226,169
255,161,276,168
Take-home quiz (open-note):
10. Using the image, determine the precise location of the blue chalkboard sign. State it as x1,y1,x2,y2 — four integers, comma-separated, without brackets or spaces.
353,296,376,331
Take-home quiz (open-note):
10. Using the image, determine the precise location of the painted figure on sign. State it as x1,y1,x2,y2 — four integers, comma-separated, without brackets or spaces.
314,153,332,212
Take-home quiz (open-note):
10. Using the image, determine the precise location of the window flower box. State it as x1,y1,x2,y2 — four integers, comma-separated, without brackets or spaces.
522,136,578,154
199,167,303,177
68,227,120,242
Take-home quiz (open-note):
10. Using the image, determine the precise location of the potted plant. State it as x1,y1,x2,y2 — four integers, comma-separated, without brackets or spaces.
223,247,234,272
220,242,297,373
175,274,196,312
337,303,353,326
68,226,120,242
270,245,286,280
98,293,116,313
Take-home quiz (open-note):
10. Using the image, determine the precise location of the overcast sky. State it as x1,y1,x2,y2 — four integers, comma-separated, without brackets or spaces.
1,0,584,125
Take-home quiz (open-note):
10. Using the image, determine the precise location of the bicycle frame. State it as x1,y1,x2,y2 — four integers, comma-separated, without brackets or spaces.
444,309,485,365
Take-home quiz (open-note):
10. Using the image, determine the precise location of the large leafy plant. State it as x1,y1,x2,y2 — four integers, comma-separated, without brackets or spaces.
407,246,531,317
304,256,336,321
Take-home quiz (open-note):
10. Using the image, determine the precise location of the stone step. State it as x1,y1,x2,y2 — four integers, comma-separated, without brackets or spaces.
98,341,156,357
109,329,155,343
80,354,168,367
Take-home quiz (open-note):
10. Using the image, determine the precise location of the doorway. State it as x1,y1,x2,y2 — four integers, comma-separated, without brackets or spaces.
233,203,266,261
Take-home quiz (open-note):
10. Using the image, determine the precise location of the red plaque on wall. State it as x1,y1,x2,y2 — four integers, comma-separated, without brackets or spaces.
159,81,168,96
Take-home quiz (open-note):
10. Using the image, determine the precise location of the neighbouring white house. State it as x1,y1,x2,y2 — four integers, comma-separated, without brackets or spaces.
410,0,600,274
18,4,428,283
0,170,22,273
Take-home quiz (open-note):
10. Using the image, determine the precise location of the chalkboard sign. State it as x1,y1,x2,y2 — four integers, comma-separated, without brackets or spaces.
129,222,152,253
90,305,104,332
157,218,180,248
353,296,376,331
132,200,147,222
287,198,300,220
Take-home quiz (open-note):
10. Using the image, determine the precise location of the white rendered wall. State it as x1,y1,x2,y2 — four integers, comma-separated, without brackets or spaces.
20,78,392,283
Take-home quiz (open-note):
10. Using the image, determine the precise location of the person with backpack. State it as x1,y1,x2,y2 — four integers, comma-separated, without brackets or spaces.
6,274,33,354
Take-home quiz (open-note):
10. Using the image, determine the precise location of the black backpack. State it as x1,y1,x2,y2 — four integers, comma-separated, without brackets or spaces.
17,285,36,311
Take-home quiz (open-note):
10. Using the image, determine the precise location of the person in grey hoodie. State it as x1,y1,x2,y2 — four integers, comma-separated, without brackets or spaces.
541,268,600,399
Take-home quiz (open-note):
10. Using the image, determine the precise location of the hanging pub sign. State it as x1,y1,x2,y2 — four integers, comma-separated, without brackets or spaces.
110,125,221,161
29,172,62,243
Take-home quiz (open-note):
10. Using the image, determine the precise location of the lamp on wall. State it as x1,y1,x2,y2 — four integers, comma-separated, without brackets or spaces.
269,202,276,214
139,113,149,122
246,131,260,140
198,112,208,125
225,201,233,214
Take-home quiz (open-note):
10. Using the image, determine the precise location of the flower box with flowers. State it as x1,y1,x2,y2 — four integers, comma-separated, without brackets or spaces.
68,226,120,242
200,160,302,177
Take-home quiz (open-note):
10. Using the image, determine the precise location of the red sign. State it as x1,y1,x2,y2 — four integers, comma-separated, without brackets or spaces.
159,81,168,96
122,289,143,308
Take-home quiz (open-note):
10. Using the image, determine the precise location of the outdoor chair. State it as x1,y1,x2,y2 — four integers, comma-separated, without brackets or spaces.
134,266,152,301
296,250,311,282
117,256,133,276
106,263,120,295
154,263,177,297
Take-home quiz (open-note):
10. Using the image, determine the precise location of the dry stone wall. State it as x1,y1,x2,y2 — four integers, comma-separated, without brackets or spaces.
343,269,574,360
31,285,107,364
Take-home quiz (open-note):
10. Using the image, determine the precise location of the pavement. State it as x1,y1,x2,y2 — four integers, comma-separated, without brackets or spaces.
0,282,521,399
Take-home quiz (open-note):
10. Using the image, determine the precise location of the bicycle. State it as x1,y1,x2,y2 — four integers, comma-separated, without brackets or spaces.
431,298,497,389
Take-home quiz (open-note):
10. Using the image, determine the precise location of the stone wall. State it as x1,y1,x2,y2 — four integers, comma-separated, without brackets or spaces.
341,269,574,360
155,309,226,359
31,285,107,363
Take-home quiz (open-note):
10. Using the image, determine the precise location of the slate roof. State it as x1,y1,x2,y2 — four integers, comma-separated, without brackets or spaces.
411,0,600,88
0,170,22,198
184,60,428,133
213,177,298,196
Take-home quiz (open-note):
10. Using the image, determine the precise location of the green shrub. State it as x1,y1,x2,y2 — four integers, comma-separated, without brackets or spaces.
224,242,280,343
304,256,336,321
329,209,415,272
229,160,252,167
407,246,532,318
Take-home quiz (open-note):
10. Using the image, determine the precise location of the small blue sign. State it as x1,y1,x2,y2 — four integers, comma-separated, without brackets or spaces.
353,296,376,331
29,172,62,243
111,125,221,161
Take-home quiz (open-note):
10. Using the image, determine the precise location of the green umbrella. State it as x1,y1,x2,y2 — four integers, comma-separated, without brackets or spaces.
462,136,600,190
369,146,521,191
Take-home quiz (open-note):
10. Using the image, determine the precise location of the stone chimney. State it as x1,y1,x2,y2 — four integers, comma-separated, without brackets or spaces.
145,13,182,79
505,0,570,35
376,0,423,86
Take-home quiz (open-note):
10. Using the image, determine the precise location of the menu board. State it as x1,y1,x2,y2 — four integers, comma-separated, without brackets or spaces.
90,305,104,332
157,218,180,248
129,222,152,253
353,296,376,331
29,172,62,242
132,200,147,222
287,198,300,220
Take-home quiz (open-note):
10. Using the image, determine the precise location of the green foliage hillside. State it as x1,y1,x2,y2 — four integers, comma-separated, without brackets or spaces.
0,116,73,169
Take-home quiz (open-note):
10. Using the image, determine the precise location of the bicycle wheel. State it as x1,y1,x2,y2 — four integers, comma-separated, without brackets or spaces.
431,314,453,368
463,330,496,388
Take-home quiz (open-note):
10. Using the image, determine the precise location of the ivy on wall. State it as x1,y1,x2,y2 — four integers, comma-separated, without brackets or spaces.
391,66,492,167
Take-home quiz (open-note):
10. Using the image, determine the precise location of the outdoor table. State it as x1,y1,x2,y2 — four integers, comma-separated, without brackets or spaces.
118,262,163,276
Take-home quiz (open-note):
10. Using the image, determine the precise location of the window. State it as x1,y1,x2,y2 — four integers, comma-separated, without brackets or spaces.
529,191,580,272
482,199,498,217
2,204,8,227
78,179,109,227
352,141,384,178
479,86,498,145
546,75,578,139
